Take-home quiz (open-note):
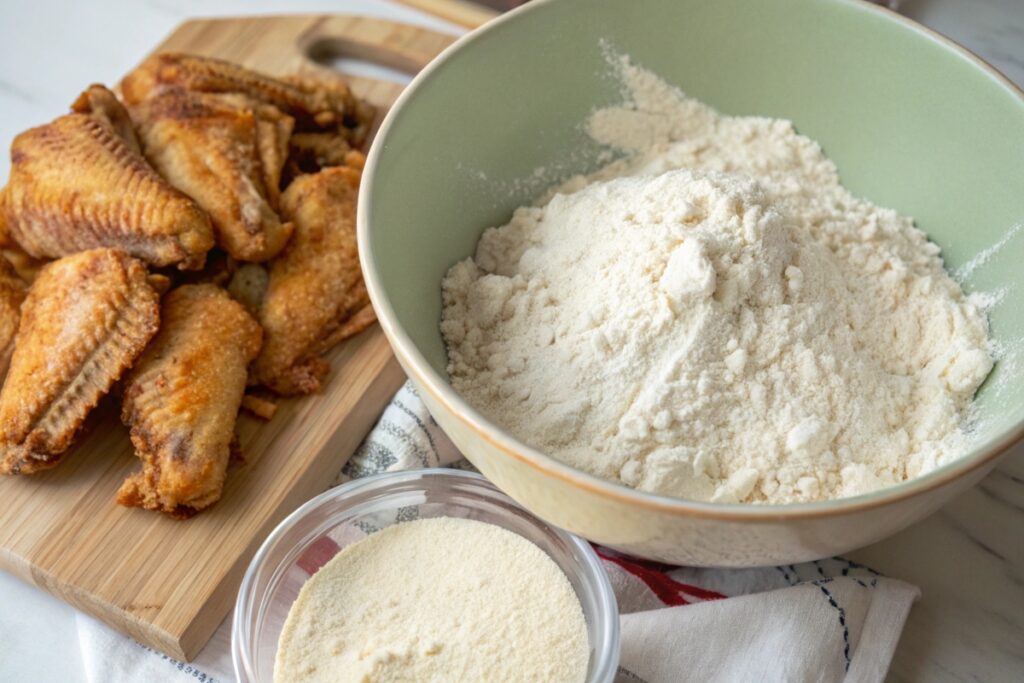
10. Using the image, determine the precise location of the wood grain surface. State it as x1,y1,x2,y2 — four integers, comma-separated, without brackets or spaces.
0,14,456,661
394,0,499,28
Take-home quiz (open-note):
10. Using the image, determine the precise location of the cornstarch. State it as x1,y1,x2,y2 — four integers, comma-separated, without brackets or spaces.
441,58,994,504
274,517,589,683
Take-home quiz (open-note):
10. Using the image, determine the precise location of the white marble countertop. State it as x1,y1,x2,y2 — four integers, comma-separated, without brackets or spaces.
0,1,1021,681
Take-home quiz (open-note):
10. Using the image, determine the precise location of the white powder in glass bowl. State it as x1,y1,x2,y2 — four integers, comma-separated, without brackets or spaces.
440,59,993,504
274,517,589,682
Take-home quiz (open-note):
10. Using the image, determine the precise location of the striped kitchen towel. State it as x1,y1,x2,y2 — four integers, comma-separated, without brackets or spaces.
77,381,919,683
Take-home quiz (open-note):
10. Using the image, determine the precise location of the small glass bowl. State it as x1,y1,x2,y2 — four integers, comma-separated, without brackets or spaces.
232,468,620,682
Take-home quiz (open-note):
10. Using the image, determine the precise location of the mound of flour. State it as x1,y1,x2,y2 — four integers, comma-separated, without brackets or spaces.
441,60,993,504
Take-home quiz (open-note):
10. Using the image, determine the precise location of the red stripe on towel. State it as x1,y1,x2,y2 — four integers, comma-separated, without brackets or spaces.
595,547,727,605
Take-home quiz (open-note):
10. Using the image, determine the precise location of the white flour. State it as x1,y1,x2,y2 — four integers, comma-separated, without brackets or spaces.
441,59,994,504
275,517,589,683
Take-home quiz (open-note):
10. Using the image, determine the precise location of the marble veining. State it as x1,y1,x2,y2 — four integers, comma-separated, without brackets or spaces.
0,1,1021,682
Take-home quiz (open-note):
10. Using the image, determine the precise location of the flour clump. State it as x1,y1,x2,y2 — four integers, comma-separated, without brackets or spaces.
441,59,993,504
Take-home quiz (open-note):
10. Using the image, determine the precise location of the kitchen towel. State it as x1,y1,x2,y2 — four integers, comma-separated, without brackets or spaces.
76,381,919,683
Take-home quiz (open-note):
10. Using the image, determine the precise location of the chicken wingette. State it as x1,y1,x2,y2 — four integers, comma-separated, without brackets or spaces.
128,89,294,262
118,284,262,517
252,159,374,395
0,249,160,475
0,86,214,269
122,52,374,138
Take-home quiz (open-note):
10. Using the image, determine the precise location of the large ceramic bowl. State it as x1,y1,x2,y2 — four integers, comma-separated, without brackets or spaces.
358,0,1024,566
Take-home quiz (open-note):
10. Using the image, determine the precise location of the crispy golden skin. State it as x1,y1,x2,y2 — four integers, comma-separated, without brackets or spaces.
0,256,26,382
253,162,375,395
2,103,214,269
0,249,160,475
252,100,293,211
118,284,262,517
129,89,294,262
0,187,9,248
70,83,143,155
122,53,375,137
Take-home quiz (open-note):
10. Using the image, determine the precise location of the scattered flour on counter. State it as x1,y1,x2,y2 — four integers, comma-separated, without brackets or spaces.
441,58,994,504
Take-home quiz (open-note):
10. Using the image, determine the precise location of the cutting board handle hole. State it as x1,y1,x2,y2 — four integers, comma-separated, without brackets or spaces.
305,38,416,86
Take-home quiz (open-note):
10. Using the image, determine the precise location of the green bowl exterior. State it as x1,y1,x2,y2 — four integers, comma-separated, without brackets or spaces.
360,0,1024,565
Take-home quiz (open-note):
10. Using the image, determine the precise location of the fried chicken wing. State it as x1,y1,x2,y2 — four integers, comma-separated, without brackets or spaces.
0,256,26,382
122,53,375,137
129,89,294,262
70,83,142,155
2,103,214,269
0,187,10,248
253,161,375,395
252,100,293,210
279,73,375,145
118,284,262,517
0,249,160,475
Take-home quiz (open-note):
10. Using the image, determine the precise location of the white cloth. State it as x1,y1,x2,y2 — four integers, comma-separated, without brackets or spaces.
77,382,919,683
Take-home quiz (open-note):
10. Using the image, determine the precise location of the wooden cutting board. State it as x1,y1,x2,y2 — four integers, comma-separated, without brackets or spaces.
0,15,457,662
